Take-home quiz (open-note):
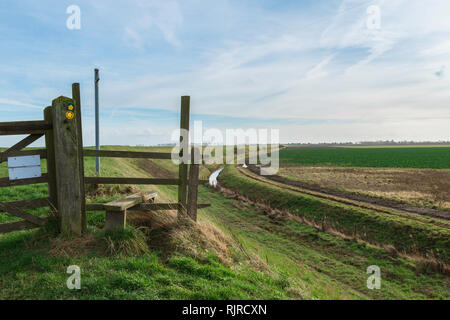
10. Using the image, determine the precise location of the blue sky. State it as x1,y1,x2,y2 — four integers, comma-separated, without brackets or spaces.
0,0,449,147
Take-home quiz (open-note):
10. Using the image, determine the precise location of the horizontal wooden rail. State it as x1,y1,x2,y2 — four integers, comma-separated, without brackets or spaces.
0,198,51,212
0,174,49,188
136,203,211,211
85,202,210,211
0,149,47,163
84,177,180,185
0,121,52,136
84,177,208,186
85,203,105,211
0,202,46,226
83,149,173,160
0,219,48,234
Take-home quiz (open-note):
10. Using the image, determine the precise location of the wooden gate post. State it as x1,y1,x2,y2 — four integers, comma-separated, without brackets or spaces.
178,96,190,219
43,106,58,218
51,96,83,236
72,83,87,233
187,147,200,221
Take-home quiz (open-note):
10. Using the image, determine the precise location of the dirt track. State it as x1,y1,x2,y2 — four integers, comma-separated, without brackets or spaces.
236,165,450,226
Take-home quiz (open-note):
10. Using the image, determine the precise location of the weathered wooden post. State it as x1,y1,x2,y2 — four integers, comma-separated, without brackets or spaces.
43,106,58,218
72,83,87,233
52,96,83,236
178,96,190,218
105,210,127,232
187,146,200,221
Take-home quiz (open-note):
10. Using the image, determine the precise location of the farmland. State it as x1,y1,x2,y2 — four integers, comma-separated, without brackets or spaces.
280,146,450,169
277,146,450,212
0,146,449,299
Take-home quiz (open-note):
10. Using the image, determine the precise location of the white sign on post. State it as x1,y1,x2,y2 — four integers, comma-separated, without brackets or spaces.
8,155,42,180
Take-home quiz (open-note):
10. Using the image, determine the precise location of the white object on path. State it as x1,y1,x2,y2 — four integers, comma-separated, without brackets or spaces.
209,168,224,187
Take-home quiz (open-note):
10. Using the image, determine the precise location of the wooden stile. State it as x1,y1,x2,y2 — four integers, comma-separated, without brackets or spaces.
0,87,209,236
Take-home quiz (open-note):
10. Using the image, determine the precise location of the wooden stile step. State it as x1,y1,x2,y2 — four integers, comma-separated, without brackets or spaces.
103,192,157,212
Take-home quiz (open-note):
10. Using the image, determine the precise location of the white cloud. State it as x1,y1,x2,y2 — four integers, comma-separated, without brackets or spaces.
306,54,335,80
1,0,450,144
0,99,42,110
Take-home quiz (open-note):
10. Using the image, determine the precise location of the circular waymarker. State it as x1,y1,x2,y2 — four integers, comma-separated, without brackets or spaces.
65,111,75,120
68,105,74,111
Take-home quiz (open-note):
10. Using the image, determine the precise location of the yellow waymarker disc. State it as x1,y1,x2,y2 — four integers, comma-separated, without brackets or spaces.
65,111,74,120
68,105,74,111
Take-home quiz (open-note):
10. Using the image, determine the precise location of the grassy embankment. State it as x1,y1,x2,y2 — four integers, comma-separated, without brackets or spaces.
0,146,449,299
219,166,450,264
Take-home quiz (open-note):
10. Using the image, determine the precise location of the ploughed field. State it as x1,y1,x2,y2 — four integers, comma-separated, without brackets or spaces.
279,146,450,211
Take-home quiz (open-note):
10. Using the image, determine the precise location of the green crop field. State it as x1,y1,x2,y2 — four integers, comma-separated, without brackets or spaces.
280,147,450,169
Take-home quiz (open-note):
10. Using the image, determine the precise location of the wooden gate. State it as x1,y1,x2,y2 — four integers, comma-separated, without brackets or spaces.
0,83,208,236
0,111,56,234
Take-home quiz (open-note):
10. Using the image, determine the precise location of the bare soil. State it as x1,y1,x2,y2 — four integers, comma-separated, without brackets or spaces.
247,165,450,221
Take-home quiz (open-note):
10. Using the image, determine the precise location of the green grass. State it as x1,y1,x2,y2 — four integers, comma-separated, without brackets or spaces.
219,166,450,263
280,147,450,169
1,146,449,299
198,183,450,299
0,230,290,299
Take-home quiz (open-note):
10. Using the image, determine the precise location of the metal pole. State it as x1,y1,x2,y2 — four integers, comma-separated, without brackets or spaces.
94,68,100,174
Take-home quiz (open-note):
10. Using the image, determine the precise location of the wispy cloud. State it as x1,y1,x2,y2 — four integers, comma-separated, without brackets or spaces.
0,99,42,110
0,0,449,143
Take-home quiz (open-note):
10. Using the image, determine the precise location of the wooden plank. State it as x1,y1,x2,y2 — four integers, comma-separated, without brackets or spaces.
187,147,200,221
0,149,47,163
104,191,158,211
0,120,50,127
104,194,144,212
0,175,205,188
43,107,58,216
52,96,83,236
0,121,52,136
0,174,48,187
85,192,157,211
142,192,158,203
83,149,172,160
0,198,50,212
0,134,44,162
7,155,42,181
178,96,190,217
84,177,180,185
73,83,87,234
85,203,106,211
0,220,44,234
0,202,46,226
135,203,210,211
86,202,210,212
